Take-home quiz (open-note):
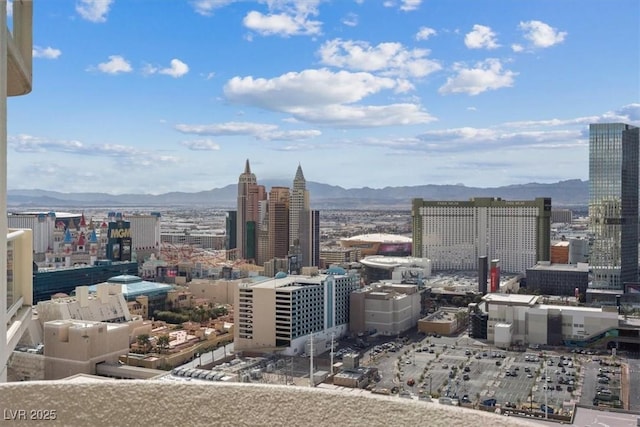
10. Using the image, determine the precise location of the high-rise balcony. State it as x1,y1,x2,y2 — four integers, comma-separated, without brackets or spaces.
5,0,32,96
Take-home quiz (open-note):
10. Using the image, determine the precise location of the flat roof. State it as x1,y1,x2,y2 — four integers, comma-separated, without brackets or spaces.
251,275,325,290
342,233,411,243
360,256,429,269
88,278,173,296
482,293,540,305
9,211,80,218
528,263,589,272
537,304,609,313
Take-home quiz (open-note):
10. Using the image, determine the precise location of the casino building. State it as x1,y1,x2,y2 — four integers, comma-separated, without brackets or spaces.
340,233,412,258
412,197,551,274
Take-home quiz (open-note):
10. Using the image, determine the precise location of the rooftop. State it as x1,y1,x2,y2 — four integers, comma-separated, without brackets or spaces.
341,233,412,243
360,256,430,269
88,276,173,297
528,263,589,272
482,293,540,306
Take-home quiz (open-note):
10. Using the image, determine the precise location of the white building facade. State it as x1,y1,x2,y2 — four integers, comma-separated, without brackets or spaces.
483,294,619,348
412,197,551,274
235,269,360,355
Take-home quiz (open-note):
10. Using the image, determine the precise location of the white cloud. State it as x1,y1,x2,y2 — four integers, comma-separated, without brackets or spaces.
191,0,237,16
225,68,397,110
439,59,516,96
8,134,180,164
224,68,435,127
175,121,321,141
33,46,62,59
288,103,436,127
342,13,358,27
94,55,133,75
205,72,216,80
159,59,190,78
76,0,114,23
259,129,322,141
464,24,500,49
175,122,279,136
416,27,437,41
243,10,321,36
143,59,190,78
519,20,567,48
415,127,583,152
503,103,640,128
400,0,422,11
382,0,421,10
7,1,12,17
181,139,221,151
318,39,441,78
511,44,524,53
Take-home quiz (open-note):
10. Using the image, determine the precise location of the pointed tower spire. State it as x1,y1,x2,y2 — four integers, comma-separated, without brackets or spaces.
244,158,251,174
294,163,305,182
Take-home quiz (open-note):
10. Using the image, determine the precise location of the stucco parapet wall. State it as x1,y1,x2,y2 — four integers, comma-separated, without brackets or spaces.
0,381,543,427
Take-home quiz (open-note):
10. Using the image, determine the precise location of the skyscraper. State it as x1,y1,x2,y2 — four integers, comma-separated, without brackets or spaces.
589,123,639,289
236,160,265,261
269,186,290,259
289,164,319,267
289,164,310,252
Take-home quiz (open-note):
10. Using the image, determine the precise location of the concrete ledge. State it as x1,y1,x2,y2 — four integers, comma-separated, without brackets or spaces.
0,381,545,426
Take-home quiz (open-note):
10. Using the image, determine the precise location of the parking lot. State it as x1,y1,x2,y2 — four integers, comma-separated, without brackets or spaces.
358,332,585,416
579,358,623,408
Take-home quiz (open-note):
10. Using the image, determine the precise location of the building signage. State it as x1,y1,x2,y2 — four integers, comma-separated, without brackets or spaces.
109,228,132,239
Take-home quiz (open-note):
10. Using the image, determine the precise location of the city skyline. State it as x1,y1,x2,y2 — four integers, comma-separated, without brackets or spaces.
6,0,640,194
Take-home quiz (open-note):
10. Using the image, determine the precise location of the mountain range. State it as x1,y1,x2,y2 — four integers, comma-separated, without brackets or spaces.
7,179,589,210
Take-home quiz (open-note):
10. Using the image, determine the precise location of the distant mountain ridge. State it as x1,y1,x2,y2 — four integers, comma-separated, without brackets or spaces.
7,179,588,209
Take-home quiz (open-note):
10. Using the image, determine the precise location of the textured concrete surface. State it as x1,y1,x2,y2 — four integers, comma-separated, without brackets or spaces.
0,381,546,427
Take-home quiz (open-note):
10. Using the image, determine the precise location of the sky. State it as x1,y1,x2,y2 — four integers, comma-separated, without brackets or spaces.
6,0,640,194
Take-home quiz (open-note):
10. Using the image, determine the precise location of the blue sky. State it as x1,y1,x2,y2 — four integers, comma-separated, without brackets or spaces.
7,0,640,194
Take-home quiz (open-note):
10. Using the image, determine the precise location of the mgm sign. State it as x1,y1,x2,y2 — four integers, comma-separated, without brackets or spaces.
107,220,132,261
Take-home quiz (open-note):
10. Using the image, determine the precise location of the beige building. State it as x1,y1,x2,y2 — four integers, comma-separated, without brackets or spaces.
483,293,619,347
263,257,289,277
235,271,360,356
44,319,129,380
188,278,241,305
1,0,33,382
350,283,421,336
37,284,132,325
320,248,361,266
418,308,467,336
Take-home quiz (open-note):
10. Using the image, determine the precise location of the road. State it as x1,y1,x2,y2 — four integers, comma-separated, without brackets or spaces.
572,407,639,427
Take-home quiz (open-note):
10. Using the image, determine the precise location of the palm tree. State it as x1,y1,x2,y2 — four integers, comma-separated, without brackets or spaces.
136,334,151,353
157,335,170,354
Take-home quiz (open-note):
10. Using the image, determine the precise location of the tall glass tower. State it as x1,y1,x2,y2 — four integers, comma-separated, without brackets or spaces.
589,123,639,289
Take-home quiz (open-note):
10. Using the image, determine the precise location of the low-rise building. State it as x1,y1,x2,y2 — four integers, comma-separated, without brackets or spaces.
418,308,467,336
44,319,129,380
526,262,589,297
350,283,421,336
482,293,619,348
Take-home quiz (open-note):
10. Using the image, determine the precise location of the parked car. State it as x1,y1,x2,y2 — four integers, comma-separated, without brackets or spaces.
482,398,497,407
540,404,554,415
